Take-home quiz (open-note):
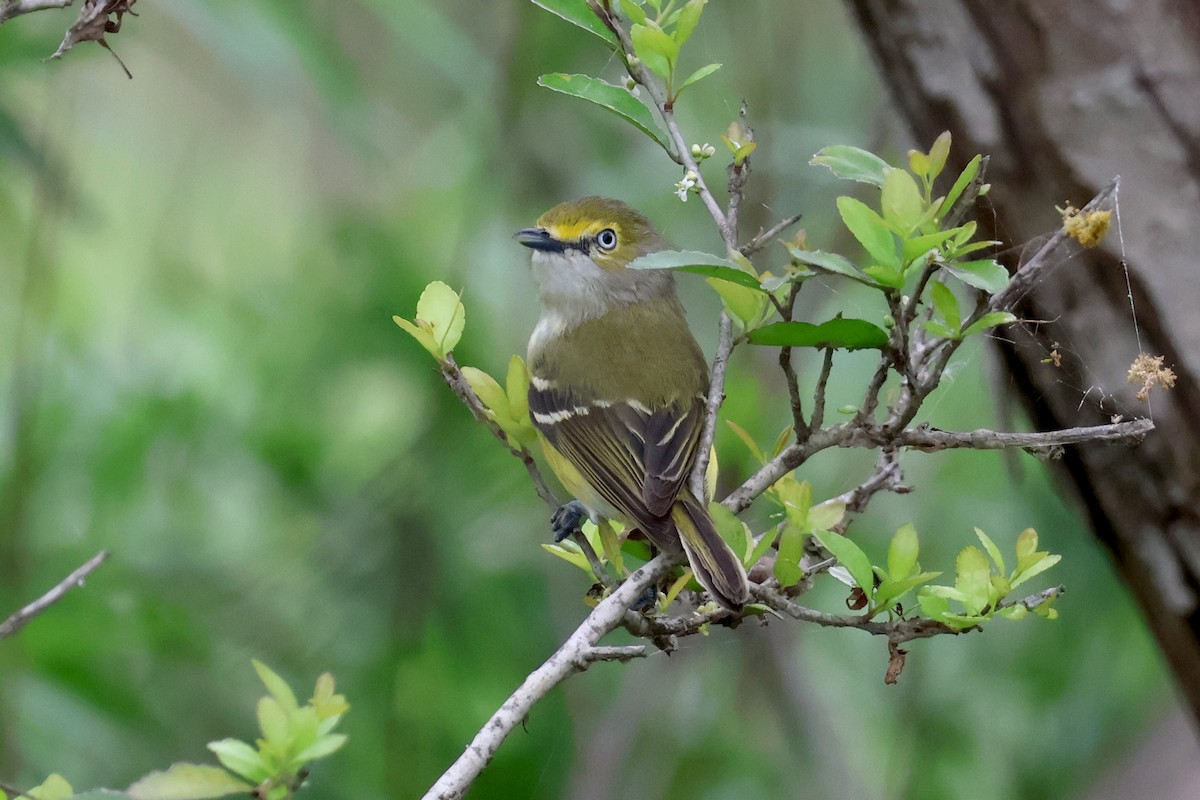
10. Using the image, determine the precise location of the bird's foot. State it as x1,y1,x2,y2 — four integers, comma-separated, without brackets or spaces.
550,500,588,542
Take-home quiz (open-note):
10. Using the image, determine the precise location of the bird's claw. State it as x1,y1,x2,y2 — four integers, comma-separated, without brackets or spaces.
550,500,588,542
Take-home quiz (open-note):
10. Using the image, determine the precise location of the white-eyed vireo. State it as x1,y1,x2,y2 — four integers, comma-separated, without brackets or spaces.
516,196,751,611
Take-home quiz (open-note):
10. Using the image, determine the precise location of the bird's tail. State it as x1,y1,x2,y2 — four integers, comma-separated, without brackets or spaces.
671,492,751,611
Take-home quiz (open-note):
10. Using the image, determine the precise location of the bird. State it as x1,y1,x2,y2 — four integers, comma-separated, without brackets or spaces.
515,196,751,611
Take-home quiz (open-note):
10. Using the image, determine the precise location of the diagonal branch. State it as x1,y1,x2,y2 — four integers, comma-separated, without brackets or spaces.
0,550,109,640
421,553,676,800
0,0,71,24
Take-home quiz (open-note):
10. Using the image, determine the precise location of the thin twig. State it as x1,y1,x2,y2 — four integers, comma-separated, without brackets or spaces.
690,313,734,499
0,0,70,24
739,213,804,257
988,178,1119,312
807,348,835,435
0,550,109,640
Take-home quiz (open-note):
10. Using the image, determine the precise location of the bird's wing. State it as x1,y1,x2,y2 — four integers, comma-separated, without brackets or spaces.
529,382,704,526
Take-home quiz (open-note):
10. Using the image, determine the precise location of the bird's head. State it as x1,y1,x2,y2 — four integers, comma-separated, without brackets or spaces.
515,197,674,314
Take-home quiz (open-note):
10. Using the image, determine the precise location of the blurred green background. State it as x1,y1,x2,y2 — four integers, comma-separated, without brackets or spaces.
0,2,1187,798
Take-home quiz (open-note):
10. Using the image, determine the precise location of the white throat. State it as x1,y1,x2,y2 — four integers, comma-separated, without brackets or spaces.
527,249,674,353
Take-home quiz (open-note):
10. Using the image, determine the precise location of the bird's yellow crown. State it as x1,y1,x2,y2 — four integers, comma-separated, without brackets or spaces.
529,196,662,267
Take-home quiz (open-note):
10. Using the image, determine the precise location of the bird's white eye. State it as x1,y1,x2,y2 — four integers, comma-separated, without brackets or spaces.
596,228,618,251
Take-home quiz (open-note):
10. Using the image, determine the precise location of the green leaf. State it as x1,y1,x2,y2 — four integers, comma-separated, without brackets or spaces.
786,246,867,281
673,0,706,45
675,62,721,96
26,776,74,800
881,168,925,234
628,249,762,288
252,661,298,713
529,0,618,46
748,318,888,350
774,524,804,587
837,196,900,268
707,277,769,331
961,311,1016,338
541,542,594,574
929,282,961,332
922,320,955,339
907,149,930,182
617,0,648,24
887,523,919,580
769,424,793,458
937,153,982,220
294,733,349,762
917,590,950,623
630,22,678,78
943,258,1008,293
537,73,670,151
709,502,750,562
1010,554,1062,591
863,264,904,288
974,528,1006,575
725,420,764,463
775,476,811,526
808,499,846,532
206,740,269,784
128,764,254,800
811,145,890,186
597,519,626,575
257,697,290,749
900,227,959,263
746,529,776,569
873,571,942,613
955,546,992,616
392,281,466,362
928,131,952,181
813,530,875,603
461,367,508,418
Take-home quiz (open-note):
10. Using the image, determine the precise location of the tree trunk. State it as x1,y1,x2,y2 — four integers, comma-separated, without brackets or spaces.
845,0,1200,721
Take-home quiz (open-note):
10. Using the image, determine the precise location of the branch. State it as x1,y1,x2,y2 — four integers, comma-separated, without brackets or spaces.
868,418,1154,453
739,212,804,257
0,550,109,640
988,177,1120,312
440,355,559,510
422,553,676,800
0,0,70,24
690,313,734,498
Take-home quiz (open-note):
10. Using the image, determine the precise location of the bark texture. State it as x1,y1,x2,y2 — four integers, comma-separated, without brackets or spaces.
845,0,1200,719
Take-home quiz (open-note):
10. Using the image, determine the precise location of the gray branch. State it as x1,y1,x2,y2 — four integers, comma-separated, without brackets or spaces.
0,0,70,24
421,553,676,800
0,550,109,640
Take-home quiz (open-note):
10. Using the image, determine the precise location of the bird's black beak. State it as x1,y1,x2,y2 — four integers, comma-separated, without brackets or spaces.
514,227,567,252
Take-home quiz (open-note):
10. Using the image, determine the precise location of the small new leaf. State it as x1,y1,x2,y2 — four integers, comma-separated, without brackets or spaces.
955,546,992,616
929,281,961,333
775,524,804,587
837,196,900,269
887,523,919,580
813,529,875,604
393,281,466,363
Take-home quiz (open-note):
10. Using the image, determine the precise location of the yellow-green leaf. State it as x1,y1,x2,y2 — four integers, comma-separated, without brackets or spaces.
955,546,992,615
129,763,254,800
887,523,919,579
